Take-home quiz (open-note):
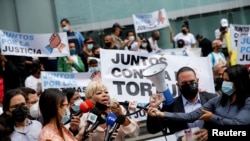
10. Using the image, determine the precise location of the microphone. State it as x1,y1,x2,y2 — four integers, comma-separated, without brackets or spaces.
82,107,100,139
104,113,117,141
64,100,94,125
105,114,126,141
110,98,149,111
86,111,107,133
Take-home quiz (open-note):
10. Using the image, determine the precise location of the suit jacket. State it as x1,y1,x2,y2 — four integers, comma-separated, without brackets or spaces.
146,92,216,135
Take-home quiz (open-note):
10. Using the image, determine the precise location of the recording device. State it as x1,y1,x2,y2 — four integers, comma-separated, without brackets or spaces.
104,114,126,141
104,113,117,141
63,100,94,125
142,63,174,105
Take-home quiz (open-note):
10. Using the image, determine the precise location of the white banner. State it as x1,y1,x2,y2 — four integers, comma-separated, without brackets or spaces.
237,36,250,65
161,48,202,57
0,30,70,57
132,9,169,34
100,49,214,121
229,24,250,51
41,71,92,97
100,49,214,103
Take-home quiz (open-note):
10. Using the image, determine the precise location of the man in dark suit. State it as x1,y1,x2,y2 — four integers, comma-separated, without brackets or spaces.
146,66,217,141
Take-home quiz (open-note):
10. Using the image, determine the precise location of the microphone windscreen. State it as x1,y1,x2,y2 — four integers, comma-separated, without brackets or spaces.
106,113,116,126
80,100,94,113
116,115,126,124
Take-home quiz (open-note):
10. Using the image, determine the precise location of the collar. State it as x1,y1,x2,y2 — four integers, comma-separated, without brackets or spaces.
14,119,33,133
181,93,201,106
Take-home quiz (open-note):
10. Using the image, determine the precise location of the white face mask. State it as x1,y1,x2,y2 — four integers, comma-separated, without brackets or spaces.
142,43,147,48
30,101,41,119
129,36,135,42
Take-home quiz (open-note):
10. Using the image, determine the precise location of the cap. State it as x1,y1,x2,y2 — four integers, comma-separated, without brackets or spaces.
84,38,94,44
220,18,228,27
112,23,125,29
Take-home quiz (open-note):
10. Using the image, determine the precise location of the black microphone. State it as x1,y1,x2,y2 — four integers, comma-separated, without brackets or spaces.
110,98,149,111
63,100,94,125
106,114,126,141
122,101,149,111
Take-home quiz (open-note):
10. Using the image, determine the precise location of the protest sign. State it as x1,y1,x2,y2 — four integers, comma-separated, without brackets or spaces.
100,49,214,121
237,36,250,67
0,29,69,57
41,71,93,97
132,9,169,33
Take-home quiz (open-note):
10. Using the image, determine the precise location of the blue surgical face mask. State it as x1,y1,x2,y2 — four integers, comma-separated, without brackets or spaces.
87,44,94,50
71,99,83,112
88,67,100,73
61,108,71,124
63,26,69,32
221,81,235,96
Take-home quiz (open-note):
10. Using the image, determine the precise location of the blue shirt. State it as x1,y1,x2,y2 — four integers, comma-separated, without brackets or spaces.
182,95,204,129
11,119,42,141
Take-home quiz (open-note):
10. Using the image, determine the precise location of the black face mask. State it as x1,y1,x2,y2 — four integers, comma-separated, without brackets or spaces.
95,102,108,111
214,77,223,91
180,82,198,100
94,54,100,58
11,105,29,122
182,29,187,34
105,42,112,48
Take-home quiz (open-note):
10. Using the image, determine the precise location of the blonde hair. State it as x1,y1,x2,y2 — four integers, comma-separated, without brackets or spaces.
85,81,108,100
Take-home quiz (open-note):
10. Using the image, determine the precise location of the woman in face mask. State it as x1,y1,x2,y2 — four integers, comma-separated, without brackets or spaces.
137,37,153,53
148,64,250,126
38,88,86,141
0,89,42,141
62,88,84,134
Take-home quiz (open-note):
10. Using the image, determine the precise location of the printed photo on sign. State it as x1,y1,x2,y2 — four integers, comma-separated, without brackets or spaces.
132,9,170,33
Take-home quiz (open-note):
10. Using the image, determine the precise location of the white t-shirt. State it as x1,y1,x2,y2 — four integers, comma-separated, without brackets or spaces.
148,37,161,53
174,33,196,48
25,75,42,92
215,28,227,48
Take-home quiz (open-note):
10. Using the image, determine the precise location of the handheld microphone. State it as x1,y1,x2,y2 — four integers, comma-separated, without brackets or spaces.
82,107,100,139
110,98,149,111
126,101,149,111
86,111,107,133
104,113,117,141
106,114,126,141
64,100,94,125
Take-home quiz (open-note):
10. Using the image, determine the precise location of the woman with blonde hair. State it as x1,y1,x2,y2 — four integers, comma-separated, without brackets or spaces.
81,80,140,141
